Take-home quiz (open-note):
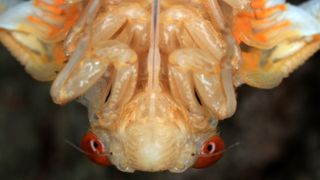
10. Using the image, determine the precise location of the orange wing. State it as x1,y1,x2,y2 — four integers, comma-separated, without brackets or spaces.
233,0,320,88
0,0,81,81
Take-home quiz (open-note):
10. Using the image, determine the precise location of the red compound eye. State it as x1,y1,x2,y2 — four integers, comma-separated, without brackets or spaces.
193,135,225,169
80,131,112,166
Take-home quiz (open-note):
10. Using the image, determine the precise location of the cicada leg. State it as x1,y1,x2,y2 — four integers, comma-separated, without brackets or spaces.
160,5,237,123
0,0,81,81
53,3,147,124
51,38,138,102
65,1,149,53
203,0,244,75
234,0,320,89
77,69,113,123
64,0,102,54
98,48,138,125
51,39,138,126
52,2,147,103
169,48,237,124
160,6,227,59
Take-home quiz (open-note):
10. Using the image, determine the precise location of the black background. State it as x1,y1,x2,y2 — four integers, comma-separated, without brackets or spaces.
0,0,319,179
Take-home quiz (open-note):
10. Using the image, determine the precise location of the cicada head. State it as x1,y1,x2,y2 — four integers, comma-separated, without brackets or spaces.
81,92,225,172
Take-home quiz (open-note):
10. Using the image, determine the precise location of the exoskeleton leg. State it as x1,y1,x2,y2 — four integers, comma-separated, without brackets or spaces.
64,0,102,54
52,3,147,124
77,40,138,123
160,6,226,59
51,39,138,106
168,48,237,123
65,2,149,54
53,1,148,104
160,4,241,74
183,16,227,61
160,5,237,122
78,69,112,123
203,0,243,72
99,54,138,124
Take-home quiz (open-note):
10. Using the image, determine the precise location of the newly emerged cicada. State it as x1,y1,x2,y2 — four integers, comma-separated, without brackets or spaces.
0,0,319,172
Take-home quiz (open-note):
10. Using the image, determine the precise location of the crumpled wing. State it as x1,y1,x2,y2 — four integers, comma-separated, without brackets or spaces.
0,0,80,81
234,0,320,89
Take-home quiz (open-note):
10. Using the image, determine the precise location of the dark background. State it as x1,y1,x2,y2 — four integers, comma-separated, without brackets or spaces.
0,0,319,179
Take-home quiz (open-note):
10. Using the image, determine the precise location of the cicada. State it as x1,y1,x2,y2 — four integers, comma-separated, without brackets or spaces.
0,0,319,172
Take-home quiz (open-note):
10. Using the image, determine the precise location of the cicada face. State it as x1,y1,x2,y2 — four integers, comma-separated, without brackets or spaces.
78,94,223,172
79,89,227,172
90,92,201,172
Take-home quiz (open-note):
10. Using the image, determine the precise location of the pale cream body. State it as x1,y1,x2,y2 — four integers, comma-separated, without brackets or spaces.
0,0,320,173
53,0,237,172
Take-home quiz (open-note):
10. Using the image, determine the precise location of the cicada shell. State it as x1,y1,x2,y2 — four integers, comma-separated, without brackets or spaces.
0,0,319,172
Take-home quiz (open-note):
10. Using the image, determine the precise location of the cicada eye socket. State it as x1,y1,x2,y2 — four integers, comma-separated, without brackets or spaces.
193,135,225,169
80,131,112,166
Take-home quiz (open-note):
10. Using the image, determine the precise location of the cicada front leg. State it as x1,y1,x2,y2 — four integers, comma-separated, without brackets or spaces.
168,48,236,124
161,6,237,123
65,1,149,54
51,39,138,104
64,0,102,54
234,0,320,89
52,3,148,123
0,0,81,81
53,39,138,126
